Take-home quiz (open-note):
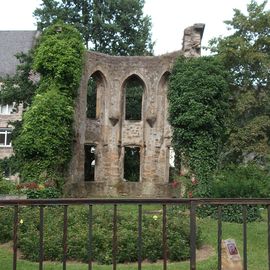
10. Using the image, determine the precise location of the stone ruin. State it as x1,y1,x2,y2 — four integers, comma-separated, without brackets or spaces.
65,24,205,197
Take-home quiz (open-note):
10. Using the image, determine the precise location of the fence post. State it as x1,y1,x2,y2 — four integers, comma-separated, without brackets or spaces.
13,205,18,270
190,201,196,270
217,206,222,270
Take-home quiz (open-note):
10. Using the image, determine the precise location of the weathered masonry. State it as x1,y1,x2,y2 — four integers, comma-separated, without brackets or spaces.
66,24,205,197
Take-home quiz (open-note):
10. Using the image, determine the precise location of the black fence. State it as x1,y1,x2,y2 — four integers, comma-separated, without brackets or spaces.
0,198,270,270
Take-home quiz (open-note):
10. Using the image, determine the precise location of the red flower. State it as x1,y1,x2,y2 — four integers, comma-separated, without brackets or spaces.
188,191,193,198
171,180,179,189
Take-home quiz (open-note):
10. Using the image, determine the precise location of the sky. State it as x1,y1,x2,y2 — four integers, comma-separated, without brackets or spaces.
0,0,269,55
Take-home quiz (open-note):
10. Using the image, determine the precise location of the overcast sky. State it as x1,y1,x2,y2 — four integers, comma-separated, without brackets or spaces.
0,0,269,55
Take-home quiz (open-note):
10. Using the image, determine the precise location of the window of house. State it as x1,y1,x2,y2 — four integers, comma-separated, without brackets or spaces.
123,146,140,182
0,129,12,147
125,76,144,120
84,144,96,181
0,104,14,115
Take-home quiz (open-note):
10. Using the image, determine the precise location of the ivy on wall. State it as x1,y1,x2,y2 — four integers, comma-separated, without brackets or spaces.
168,56,229,196
13,23,85,182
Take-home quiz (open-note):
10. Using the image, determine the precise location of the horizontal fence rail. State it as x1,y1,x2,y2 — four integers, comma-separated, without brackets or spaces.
0,198,270,270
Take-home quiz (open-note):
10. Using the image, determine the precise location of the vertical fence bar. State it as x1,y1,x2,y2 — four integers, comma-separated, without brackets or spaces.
113,204,118,270
163,204,167,270
13,205,18,270
217,206,222,270
39,206,44,270
190,201,196,270
88,205,93,270
242,205,247,270
268,205,270,270
63,205,68,270
138,204,142,270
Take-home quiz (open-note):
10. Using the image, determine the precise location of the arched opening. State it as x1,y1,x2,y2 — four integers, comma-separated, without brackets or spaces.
86,71,105,119
123,146,140,182
124,75,144,120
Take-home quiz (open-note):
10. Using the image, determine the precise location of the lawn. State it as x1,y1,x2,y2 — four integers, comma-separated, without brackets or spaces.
0,205,268,270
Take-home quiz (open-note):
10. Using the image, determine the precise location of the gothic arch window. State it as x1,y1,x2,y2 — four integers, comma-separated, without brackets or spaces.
123,146,140,182
124,75,144,120
86,71,105,119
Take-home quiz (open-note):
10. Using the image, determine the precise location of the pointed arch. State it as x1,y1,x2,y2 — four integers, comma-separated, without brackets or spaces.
123,74,145,120
86,70,106,119
158,71,171,93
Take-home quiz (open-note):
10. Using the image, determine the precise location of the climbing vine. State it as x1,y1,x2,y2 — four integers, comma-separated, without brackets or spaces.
13,23,85,183
168,56,229,196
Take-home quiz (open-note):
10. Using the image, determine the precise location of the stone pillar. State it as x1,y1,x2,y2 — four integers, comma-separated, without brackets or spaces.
182,23,205,57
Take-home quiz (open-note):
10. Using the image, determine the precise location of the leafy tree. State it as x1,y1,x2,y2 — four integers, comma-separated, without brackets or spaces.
13,88,74,180
12,23,85,182
34,0,154,55
0,52,38,108
33,22,85,96
34,0,91,48
168,56,229,196
209,0,270,164
91,0,153,55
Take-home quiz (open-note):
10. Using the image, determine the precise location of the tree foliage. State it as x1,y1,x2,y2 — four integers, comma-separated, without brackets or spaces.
12,23,85,182
0,52,37,107
13,88,74,180
168,56,229,196
34,0,154,55
33,23,85,96
209,0,270,164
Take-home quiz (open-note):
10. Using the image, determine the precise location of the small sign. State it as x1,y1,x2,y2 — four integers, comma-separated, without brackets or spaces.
224,239,241,261
227,241,238,256
222,239,243,269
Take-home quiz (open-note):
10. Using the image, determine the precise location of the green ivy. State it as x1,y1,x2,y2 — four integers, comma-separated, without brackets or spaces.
13,23,85,184
33,23,84,96
168,56,229,196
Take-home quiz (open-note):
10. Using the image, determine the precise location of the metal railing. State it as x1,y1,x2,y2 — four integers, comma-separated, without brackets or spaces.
0,198,270,270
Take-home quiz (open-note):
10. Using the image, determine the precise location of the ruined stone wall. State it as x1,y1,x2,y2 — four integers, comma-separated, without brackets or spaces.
65,24,204,197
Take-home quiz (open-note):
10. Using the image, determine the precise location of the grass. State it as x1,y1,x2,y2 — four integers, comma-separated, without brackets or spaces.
0,205,268,270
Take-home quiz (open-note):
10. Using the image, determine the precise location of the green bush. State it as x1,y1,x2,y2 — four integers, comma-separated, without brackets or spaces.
0,179,16,195
12,206,202,264
0,207,13,243
212,164,270,198
16,181,61,198
201,164,270,222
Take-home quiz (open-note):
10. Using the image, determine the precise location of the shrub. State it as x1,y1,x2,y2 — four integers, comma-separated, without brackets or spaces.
0,207,13,243
0,179,16,195
16,205,202,264
201,163,270,222
212,163,270,198
16,181,61,198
